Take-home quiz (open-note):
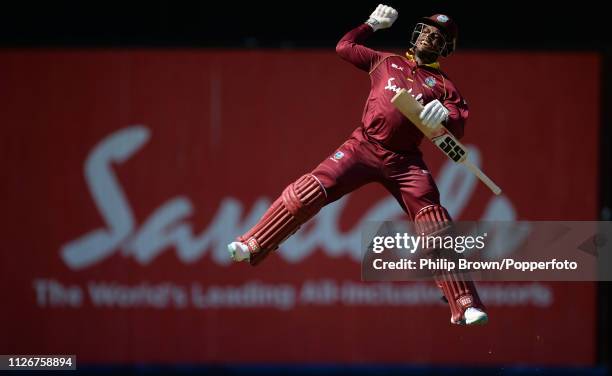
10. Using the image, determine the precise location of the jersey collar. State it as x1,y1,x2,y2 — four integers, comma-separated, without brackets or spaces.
405,52,440,70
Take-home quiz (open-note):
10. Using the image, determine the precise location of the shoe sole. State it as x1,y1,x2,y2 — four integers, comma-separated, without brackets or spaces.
452,314,489,326
466,314,488,325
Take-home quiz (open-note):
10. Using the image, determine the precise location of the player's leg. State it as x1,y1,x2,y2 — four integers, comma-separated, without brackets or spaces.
413,205,487,325
383,156,487,325
229,135,380,265
229,173,327,265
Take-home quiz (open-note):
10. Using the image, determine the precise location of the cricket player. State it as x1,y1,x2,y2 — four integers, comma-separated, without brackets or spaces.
228,4,488,325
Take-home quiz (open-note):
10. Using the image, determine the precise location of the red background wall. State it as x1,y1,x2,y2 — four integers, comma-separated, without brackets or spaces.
0,50,600,365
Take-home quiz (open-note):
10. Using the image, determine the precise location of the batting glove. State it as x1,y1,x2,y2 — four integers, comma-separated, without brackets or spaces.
420,99,449,129
365,4,398,31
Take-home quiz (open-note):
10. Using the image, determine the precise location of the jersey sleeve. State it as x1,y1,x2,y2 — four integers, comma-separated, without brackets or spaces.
335,24,384,72
442,80,469,139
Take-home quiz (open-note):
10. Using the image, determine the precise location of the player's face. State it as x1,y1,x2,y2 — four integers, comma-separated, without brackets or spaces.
415,25,446,55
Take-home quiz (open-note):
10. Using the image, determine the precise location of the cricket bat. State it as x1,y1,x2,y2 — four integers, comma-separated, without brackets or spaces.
391,89,502,195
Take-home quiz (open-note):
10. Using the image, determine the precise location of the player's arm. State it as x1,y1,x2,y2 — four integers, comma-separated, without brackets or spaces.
441,85,469,139
336,4,398,72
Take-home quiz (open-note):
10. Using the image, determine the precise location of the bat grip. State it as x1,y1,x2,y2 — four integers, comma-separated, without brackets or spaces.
463,159,502,195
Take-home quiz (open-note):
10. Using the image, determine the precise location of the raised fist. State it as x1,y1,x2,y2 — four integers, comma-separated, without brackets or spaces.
366,4,398,31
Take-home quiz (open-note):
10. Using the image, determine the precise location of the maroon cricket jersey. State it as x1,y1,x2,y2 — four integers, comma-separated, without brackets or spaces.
336,24,469,153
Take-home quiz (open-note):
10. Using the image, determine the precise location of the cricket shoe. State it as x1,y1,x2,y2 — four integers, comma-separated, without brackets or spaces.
227,241,250,262
453,307,488,326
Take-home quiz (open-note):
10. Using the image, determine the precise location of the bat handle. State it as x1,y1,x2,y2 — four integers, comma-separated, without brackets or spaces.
462,159,502,195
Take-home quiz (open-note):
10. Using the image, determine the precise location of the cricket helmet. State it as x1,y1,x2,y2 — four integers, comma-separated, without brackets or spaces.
412,14,458,57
